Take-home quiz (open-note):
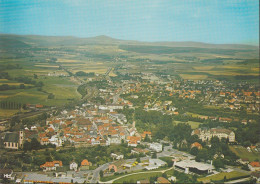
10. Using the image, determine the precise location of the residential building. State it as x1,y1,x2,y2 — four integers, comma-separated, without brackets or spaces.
80,159,92,170
149,142,163,152
192,127,235,142
40,161,63,171
70,162,78,171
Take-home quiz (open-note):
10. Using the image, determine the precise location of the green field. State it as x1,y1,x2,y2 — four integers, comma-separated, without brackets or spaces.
197,171,249,183
229,145,260,162
113,172,162,183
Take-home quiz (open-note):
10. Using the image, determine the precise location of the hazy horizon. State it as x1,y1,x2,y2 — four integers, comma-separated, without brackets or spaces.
0,0,259,46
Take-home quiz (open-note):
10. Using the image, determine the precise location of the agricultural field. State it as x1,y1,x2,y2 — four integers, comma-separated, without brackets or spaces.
197,171,249,183
229,145,260,162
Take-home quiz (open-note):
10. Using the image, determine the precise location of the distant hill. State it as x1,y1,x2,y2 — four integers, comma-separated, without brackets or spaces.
0,36,31,49
0,34,258,50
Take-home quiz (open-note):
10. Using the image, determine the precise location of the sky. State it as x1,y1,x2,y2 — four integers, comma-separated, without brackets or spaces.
0,0,259,45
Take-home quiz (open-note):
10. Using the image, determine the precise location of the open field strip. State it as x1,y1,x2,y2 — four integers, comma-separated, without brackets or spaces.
34,65,59,68
197,171,249,183
180,74,208,80
0,82,33,86
0,109,20,118
57,58,81,63
71,69,107,74
193,66,215,70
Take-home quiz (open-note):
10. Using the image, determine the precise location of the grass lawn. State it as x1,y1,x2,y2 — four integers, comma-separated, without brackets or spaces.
197,171,249,183
229,145,260,162
173,121,201,129
113,172,162,183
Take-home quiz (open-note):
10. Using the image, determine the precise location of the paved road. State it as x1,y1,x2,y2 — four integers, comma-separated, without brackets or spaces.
224,177,251,184
90,163,110,183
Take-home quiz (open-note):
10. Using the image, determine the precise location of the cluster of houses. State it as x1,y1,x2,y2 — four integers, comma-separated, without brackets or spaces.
119,75,259,123
39,159,93,172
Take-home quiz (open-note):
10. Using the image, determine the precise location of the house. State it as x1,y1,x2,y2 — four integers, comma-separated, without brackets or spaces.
70,162,78,171
108,159,125,173
3,131,24,149
111,153,124,160
157,177,171,184
40,137,50,145
127,136,141,147
191,142,202,149
0,169,14,180
40,161,63,171
141,131,152,140
149,142,163,152
249,162,260,171
80,159,92,170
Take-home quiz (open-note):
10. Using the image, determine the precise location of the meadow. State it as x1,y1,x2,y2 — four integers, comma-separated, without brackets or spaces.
197,171,249,183
229,145,260,162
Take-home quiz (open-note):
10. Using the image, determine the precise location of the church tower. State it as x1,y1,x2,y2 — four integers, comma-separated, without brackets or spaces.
19,130,24,149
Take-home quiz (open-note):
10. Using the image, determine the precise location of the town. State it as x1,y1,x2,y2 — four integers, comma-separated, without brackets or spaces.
1,69,259,183
0,1,259,182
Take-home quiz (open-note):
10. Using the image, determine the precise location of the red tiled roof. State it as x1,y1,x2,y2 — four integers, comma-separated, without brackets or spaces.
81,159,90,166
250,162,260,167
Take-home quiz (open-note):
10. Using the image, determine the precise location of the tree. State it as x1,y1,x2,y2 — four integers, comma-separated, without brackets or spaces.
31,138,41,150
48,93,55,99
213,158,224,169
144,134,151,142
20,84,25,89
190,147,199,156
195,148,208,162
136,157,141,163
99,170,104,178
152,152,157,159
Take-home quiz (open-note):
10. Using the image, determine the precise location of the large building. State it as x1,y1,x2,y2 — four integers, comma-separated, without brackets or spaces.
174,160,214,174
192,127,235,142
3,131,24,149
